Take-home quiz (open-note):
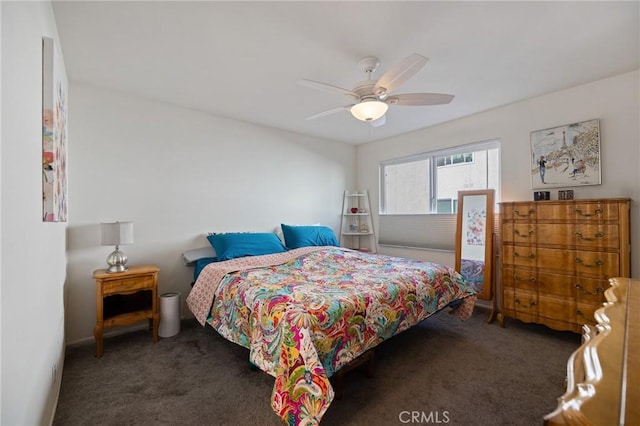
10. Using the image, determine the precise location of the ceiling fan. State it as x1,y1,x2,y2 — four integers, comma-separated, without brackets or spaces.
298,53,454,127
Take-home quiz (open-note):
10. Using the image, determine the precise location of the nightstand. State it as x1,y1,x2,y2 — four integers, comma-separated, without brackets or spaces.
92,264,160,358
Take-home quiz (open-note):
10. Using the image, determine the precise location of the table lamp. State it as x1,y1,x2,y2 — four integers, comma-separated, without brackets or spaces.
101,221,134,273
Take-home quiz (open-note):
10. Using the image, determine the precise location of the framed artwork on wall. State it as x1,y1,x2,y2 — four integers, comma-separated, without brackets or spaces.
530,118,601,190
42,36,68,222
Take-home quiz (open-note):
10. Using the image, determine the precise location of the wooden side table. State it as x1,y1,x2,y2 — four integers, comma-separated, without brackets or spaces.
93,264,160,358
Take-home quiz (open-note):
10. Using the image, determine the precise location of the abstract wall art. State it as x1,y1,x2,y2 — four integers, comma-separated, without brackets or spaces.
42,36,68,222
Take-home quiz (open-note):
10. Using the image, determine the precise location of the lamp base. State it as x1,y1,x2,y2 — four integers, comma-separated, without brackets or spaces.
106,264,128,273
106,246,128,273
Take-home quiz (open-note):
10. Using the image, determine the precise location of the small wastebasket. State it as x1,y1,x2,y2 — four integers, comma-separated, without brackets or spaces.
158,292,181,338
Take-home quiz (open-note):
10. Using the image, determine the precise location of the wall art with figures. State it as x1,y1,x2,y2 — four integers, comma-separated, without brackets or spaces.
530,119,601,190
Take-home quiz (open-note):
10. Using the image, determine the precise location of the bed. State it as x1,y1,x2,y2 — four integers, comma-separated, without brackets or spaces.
186,229,477,425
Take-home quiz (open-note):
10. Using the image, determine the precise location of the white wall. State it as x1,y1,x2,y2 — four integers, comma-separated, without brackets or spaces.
358,71,640,276
1,3,3,422
65,83,356,343
1,2,67,424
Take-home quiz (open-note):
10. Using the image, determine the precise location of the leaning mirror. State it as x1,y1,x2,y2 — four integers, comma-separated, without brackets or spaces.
455,190,495,316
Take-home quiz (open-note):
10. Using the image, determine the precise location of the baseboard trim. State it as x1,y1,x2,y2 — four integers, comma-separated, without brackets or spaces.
66,316,189,348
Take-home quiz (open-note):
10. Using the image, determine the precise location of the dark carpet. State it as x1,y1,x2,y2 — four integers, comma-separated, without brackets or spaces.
54,309,580,425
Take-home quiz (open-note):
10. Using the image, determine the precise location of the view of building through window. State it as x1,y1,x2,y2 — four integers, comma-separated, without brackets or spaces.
381,141,500,214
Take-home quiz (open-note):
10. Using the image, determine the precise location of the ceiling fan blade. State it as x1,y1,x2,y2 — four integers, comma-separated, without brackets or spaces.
369,114,386,128
374,53,429,98
386,93,454,106
305,105,352,120
297,79,359,100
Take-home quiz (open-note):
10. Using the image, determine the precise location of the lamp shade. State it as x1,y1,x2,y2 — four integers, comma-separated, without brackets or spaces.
101,222,134,246
350,99,388,122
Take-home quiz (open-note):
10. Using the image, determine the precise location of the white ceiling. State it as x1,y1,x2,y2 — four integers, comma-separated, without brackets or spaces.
51,1,639,145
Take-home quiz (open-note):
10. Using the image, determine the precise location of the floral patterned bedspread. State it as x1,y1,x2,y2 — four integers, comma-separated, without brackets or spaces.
186,246,476,425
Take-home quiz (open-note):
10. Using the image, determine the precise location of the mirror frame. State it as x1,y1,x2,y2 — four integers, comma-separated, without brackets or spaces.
455,189,495,301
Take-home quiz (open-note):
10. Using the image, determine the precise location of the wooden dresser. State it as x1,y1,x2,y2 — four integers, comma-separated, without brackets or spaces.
544,277,639,425
498,198,630,333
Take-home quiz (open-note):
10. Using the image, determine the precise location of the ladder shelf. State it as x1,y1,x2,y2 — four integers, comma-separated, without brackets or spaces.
339,190,377,253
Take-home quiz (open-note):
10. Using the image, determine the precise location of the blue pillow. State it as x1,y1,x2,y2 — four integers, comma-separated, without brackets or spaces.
281,224,339,249
206,232,287,261
193,257,217,283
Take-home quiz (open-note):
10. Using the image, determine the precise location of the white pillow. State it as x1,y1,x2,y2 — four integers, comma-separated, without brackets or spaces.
181,246,216,265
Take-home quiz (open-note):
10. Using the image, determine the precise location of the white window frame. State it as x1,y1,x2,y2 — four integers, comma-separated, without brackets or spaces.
378,139,500,251
380,139,500,215
436,152,474,167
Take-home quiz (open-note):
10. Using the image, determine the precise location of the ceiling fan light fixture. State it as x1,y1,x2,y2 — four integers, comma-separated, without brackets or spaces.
350,99,388,122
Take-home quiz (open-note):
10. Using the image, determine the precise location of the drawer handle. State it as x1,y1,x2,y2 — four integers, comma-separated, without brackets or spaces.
574,231,604,241
574,208,603,217
575,257,604,267
515,298,536,307
514,229,535,238
514,252,536,259
513,208,535,217
575,284,605,295
513,275,537,283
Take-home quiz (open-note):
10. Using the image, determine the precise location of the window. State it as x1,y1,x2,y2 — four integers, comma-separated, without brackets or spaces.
380,140,500,215
436,198,457,214
436,153,474,167
378,140,500,251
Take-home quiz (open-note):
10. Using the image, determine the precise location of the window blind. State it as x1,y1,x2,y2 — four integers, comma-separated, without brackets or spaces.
378,214,457,251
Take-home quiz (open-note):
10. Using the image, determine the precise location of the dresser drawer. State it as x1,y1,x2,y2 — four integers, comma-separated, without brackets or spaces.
502,246,619,277
530,269,575,298
502,288,578,329
502,223,619,249
513,288,538,315
510,289,578,324
574,251,620,278
572,224,620,249
103,274,155,294
502,266,608,301
502,223,540,244
534,270,577,298
501,203,574,221
573,277,608,304
502,267,538,292
502,245,574,271
570,202,620,221
538,294,576,323
501,201,621,222
503,288,538,318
